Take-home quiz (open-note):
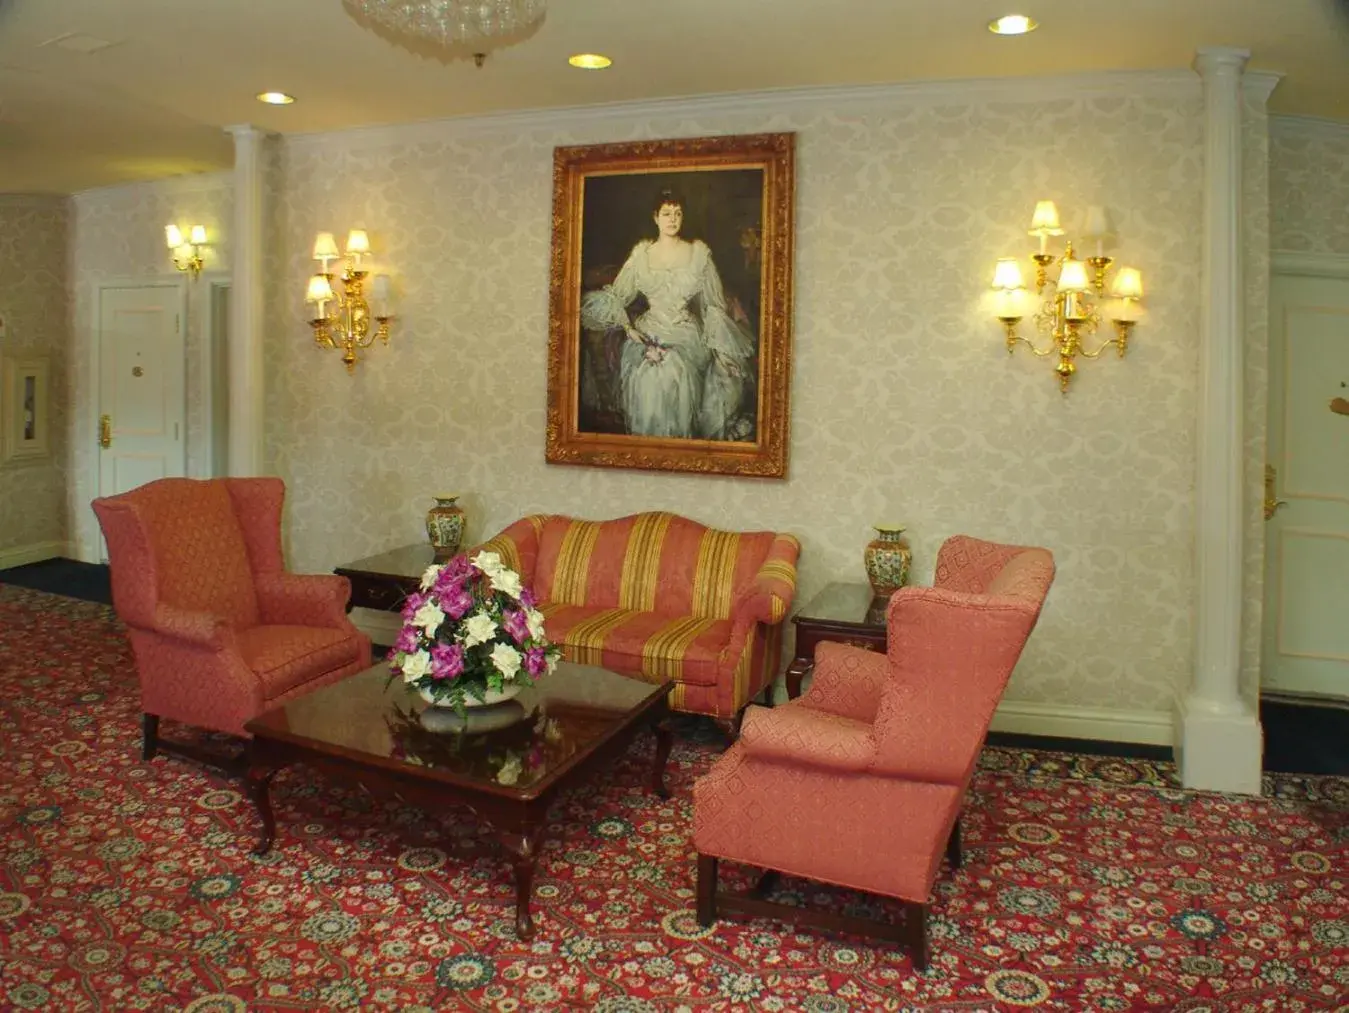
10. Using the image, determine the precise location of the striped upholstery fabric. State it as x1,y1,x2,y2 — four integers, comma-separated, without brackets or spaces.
479,512,801,718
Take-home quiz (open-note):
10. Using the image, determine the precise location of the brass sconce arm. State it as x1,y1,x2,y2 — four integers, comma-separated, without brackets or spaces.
165,224,208,280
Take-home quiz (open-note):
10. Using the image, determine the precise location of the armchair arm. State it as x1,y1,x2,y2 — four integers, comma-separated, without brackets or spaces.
147,604,236,650
730,533,801,628
801,641,888,723
254,572,352,628
740,703,875,773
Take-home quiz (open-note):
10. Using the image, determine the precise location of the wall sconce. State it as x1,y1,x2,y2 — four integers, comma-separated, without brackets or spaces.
991,200,1144,393
305,229,396,374
165,224,208,279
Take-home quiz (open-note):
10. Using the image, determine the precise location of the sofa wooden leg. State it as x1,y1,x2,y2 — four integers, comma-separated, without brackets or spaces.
142,713,160,761
946,816,962,870
907,902,929,971
696,854,718,927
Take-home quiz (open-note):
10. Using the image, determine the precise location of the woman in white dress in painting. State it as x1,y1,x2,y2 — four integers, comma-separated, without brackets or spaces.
580,190,755,440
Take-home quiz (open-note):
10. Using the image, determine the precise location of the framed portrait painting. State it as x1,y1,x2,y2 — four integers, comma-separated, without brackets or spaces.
546,132,795,478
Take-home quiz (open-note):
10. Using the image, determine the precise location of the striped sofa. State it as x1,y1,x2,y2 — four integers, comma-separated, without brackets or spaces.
479,512,800,720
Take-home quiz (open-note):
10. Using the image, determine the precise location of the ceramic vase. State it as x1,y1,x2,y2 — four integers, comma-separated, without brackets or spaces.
864,525,912,598
417,682,523,710
425,494,465,560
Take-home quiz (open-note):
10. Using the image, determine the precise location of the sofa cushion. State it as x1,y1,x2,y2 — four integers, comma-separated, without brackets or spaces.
534,512,776,620
238,625,366,701
540,603,733,687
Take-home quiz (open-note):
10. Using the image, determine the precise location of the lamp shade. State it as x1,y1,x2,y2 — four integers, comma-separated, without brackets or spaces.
312,232,340,260
1082,205,1111,238
165,224,184,249
1058,257,1090,293
1028,200,1063,235
992,258,1026,291
1110,267,1144,299
305,274,335,303
188,225,208,246
345,229,371,256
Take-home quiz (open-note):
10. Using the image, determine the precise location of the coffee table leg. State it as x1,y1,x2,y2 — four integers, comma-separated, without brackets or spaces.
495,824,545,940
246,762,277,856
652,720,673,799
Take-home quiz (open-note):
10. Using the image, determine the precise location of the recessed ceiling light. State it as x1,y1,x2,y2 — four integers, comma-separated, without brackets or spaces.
988,14,1038,35
256,91,295,105
568,53,612,70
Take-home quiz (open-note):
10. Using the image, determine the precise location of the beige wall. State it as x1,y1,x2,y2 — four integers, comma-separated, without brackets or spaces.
253,78,1208,724
0,195,69,560
66,76,1330,731
68,172,233,558
1270,116,1349,256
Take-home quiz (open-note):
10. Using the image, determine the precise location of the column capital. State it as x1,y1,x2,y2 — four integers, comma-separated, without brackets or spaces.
224,123,274,141
1194,46,1251,75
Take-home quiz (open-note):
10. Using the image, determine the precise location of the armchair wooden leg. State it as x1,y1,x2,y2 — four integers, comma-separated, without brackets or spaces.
946,816,963,870
142,713,160,761
696,854,718,927
907,902,929,971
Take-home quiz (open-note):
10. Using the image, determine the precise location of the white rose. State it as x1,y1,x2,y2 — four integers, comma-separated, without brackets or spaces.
489,568,523,599
462,611,497,647
419,563,442,591
400,650,432,682
490,642,522,681
525,609,546,640
471,550,504,577
545,652,558,675
412,600,444,637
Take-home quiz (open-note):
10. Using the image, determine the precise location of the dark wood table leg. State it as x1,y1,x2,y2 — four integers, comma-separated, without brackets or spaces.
492,815,546,940
246,762,277,856
784,656,812,700
651,719,673,799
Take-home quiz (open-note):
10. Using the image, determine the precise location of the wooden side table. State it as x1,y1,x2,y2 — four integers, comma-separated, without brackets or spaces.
784,582,889,700
333,543,436,613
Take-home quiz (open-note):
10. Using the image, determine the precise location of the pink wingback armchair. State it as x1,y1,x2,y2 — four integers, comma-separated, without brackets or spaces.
692,535,1055,969
92,478,371,767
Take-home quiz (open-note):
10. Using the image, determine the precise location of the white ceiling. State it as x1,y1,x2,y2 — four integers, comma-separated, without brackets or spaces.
1,0,1347,194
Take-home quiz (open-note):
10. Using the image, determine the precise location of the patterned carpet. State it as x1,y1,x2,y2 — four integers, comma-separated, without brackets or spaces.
0,585,1345,1012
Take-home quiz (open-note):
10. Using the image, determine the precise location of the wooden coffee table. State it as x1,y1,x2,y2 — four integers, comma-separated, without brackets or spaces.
244,661,673,939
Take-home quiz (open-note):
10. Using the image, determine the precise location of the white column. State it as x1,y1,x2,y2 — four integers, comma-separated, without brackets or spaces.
1177,46,1262,795
225,124,267,476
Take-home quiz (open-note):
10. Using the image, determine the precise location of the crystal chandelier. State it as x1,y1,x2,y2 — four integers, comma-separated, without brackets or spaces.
344,0,546,48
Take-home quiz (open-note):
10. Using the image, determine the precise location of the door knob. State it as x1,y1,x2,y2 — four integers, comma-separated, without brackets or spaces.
1263,464,1287,520
98,414,112,449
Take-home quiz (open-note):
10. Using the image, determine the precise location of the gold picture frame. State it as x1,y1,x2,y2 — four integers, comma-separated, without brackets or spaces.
2,355,51,463
546,132,795,478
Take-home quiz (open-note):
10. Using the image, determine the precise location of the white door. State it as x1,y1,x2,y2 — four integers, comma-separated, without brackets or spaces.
96,284,186,524
1262,270,1349,700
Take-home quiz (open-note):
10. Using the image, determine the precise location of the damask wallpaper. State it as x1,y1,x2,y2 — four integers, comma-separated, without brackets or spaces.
67,171,233,559
62,77,1314,729
0,196,69,560
256,83,1210,722
1270,116,1349,256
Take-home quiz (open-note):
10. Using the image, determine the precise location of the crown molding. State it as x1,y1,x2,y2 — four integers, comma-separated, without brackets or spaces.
1241,70,1282,105
72,169,232,200
285,68,1201,153
0,193,68,208
1270,113,1349,138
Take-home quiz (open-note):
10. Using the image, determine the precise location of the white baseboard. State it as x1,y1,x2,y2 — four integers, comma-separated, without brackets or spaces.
990,699,1174,747
0,540,70,570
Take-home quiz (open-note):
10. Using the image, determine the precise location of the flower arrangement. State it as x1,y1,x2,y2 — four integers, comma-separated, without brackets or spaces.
389,550,560,714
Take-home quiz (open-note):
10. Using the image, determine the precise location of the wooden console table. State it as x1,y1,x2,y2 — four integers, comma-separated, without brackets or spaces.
784,582,889,699
334,543,435,612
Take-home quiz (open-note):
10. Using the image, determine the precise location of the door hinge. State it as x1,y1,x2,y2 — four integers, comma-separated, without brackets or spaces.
176,313,181,334
174,422,180,441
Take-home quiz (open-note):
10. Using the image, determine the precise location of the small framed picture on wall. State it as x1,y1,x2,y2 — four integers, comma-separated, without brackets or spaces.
3,355,51,463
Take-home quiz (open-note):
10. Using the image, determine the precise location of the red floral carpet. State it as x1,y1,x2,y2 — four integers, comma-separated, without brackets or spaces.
1,585,1346,1012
